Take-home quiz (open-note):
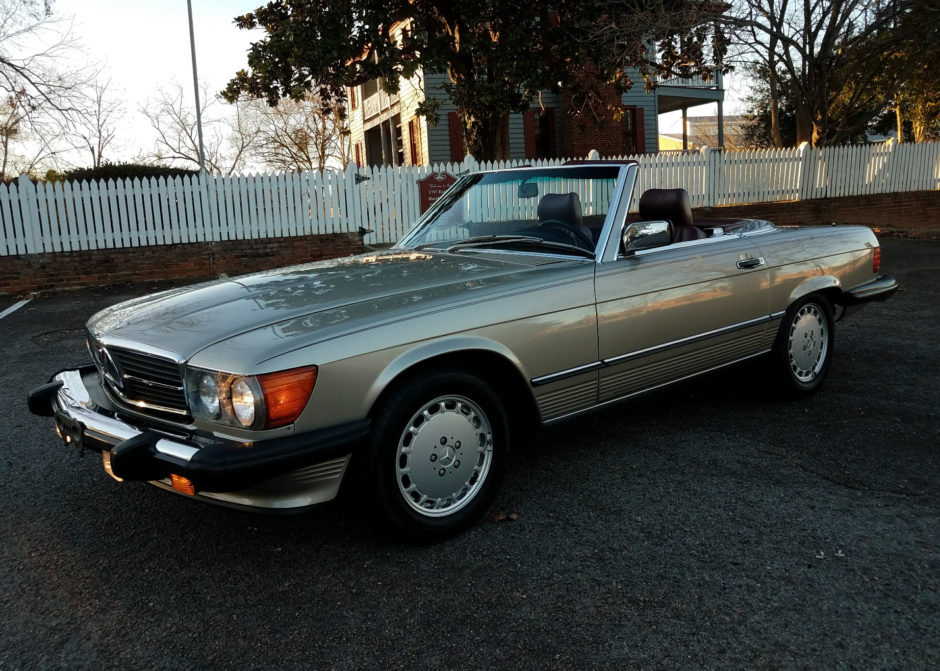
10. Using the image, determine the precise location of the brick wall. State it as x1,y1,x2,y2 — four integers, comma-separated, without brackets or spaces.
562,83,626,158
0,233,365,295
691,189,940,231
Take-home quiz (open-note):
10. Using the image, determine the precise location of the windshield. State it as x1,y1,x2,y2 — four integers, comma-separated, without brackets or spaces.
399,166,621,256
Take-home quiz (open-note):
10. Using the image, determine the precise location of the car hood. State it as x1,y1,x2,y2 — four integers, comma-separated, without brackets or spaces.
88,250,572,361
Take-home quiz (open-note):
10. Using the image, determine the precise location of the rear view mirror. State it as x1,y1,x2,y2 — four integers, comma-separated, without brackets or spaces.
517,182,538,199
622,220,673,255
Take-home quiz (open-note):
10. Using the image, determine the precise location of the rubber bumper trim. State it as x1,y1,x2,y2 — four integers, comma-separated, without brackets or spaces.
108,419,370,492
841,274,898,305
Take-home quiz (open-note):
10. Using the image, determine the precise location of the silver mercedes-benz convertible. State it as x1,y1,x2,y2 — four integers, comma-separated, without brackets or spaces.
29,161,897,540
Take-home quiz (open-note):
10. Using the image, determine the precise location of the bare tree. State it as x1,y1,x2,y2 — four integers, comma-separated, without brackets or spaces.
727,0,919,146
141,82,259,175
0,0,95,177
69,78,121,168
246,95,350,172
0,89,62,177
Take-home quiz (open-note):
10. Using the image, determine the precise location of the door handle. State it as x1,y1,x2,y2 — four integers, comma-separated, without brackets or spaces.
736,257,765,269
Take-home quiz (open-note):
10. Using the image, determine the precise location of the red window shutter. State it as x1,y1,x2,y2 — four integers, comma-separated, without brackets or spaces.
546,109,557,157
523,111,536,158
354,143,362,167
448,112,465,161
634,108,646,154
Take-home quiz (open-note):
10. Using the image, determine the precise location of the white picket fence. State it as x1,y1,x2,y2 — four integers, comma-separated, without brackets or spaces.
1,141,938,257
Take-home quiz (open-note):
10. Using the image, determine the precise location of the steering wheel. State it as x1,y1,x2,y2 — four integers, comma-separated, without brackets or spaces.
537,219,595,251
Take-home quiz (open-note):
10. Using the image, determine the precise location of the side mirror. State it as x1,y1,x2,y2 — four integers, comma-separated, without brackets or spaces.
621,220,673,255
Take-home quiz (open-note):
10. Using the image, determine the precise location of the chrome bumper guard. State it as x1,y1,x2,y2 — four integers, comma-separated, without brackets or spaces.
28,368,369,510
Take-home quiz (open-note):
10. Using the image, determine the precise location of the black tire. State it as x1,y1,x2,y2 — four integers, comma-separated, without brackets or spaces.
771,294,835,398
364,370,509,542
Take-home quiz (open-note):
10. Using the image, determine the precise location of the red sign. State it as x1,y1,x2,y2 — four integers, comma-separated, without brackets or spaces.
417,172,457,214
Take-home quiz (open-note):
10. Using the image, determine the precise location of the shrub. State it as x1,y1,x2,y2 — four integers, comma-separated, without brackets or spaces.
62,163,200,182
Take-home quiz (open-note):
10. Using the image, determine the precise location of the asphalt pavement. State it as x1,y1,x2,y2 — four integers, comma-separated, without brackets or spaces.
1,238,937,669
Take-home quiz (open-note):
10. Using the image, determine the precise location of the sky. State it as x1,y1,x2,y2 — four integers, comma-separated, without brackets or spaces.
60,0,261,162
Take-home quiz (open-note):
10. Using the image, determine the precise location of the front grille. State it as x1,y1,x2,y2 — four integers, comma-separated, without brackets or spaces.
96,344,190,418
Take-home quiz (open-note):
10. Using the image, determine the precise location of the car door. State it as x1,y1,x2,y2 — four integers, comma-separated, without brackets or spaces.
594,236,774,403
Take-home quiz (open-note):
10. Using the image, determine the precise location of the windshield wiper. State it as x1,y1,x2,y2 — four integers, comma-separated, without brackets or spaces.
445,235,544,252
415,234,596,259
412,235,539,252
444,235,595,259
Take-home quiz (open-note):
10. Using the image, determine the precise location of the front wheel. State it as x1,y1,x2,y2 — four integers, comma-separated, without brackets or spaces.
365,370,508,541
771,295,834,397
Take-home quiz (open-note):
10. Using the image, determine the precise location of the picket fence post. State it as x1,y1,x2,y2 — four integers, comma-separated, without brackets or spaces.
701,146,719,207
17,174,43,254
797,142,815,201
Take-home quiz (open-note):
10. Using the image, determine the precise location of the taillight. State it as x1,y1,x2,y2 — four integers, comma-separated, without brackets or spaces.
873,247,881,274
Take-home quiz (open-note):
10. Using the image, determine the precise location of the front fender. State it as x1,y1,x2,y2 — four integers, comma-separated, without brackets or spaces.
364,336,527,412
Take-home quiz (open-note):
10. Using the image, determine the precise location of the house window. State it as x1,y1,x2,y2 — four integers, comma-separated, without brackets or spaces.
408,118,422,165
354,143,362,167
349,87,358,110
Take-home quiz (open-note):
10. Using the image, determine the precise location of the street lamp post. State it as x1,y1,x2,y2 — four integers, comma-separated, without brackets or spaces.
187,0,207,174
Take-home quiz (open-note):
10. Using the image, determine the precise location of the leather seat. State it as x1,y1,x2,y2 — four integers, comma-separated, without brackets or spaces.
537,192,583,228
638,188,705,243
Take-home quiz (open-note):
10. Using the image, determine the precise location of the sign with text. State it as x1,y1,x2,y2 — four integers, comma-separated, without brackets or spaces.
417,172,457,214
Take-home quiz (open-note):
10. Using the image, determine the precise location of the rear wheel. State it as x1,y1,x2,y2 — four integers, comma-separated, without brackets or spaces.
772,295,834,397
365,370,508,541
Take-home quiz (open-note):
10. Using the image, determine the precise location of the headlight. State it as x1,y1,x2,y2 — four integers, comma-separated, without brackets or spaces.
197,373,221,418
186,366,317,430
230,378,256,427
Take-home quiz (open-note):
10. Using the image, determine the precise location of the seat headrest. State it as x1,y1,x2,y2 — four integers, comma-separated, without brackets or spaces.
638,189,693,229
537,193,583,228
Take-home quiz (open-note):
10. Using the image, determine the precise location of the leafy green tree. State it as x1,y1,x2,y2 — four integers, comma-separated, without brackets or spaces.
223,0,726,161
863,2,940,143
741,65,797,147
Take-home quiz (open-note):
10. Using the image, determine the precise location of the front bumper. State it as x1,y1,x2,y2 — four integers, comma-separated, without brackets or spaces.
28,367,369,510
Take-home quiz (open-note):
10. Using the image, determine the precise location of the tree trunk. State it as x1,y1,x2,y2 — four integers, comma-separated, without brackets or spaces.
464,112,510,162
795,106,813,146
769,90,783,148
767,54,782,147
812,120,824,148
896,106,904,143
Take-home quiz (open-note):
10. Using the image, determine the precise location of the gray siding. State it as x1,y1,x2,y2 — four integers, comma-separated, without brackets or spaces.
622,70,659,153
424,72,457,164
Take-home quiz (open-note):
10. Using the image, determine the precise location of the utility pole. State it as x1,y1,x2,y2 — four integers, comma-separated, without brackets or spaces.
187,0,207,173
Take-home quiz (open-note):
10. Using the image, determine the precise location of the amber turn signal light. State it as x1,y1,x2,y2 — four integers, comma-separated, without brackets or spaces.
259,365,318,429
171,474,195,496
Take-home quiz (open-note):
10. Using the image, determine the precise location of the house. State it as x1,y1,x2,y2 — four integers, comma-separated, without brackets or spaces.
347,54,726,166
